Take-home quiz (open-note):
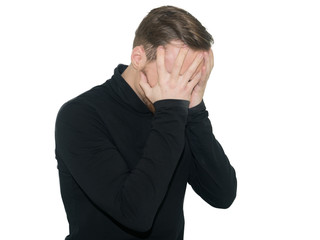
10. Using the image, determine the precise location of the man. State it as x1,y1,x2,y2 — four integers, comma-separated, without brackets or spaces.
55,5,237,240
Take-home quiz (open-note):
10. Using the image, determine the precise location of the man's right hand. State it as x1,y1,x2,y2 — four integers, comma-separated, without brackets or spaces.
139,46,204,103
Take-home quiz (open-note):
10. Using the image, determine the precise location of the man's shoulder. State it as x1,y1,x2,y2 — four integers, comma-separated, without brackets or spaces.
77,81,112,106
56,81,113,123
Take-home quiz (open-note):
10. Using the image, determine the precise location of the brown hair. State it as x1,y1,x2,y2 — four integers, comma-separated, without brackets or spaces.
133,6,214,61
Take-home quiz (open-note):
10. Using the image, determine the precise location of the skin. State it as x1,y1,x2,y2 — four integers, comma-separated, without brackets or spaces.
121,40,214,112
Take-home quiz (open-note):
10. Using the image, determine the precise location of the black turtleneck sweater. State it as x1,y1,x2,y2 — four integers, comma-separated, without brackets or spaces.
55,64,237,240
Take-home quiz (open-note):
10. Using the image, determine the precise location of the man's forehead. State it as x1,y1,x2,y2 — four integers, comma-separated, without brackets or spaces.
164,40,203,56
165,40,187,49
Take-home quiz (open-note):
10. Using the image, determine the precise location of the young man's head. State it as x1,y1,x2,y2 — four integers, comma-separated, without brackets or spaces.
123,5,214,110
133,5,213,61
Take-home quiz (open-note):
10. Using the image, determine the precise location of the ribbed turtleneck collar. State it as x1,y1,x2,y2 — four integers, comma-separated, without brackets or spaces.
107,64,152,114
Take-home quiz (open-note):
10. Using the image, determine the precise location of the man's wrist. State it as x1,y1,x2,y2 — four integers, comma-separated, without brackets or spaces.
154,99,190,110
188,100,205,114
154,99,190,117
187,100,208,123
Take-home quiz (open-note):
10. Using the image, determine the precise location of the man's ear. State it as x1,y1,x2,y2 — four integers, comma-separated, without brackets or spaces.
131,46,147,70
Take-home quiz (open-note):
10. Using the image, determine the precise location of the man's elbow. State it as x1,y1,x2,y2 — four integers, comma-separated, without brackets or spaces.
126,218,153,233
215,193,236,209
212,179,237,209
211,191,236,209
116,206,155,233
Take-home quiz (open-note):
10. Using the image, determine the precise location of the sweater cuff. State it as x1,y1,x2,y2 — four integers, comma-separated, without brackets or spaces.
154,99,189,112
187,100,208,123
153,99,189,127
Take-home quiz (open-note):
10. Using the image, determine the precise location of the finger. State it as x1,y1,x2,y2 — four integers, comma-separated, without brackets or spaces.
198,51,213,87
183,52,204,83
171,47,189,78
204,51,210,75
156,46,166,79
209,49,214,69
139,72,152,96
207,50,214,78
198,64,208,87
198,52,210,86
187,71,202,89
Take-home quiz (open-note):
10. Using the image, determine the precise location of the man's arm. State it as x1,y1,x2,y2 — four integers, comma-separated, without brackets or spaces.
55,99,188,232
186,48,236,208
186,101,237,208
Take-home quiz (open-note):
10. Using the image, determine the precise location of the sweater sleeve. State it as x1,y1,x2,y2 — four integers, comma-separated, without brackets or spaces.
55,99,189,232
186,101,237,209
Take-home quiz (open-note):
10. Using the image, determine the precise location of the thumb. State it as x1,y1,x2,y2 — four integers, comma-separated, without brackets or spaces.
139,72,152,96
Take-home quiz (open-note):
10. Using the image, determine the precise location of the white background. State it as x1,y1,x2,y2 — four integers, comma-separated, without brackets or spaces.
1,0,319,239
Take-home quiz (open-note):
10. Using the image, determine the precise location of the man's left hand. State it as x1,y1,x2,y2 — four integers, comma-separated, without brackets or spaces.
189,49,214,108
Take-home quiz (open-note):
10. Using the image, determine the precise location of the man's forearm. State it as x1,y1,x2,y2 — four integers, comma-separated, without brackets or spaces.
186,101,237,208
